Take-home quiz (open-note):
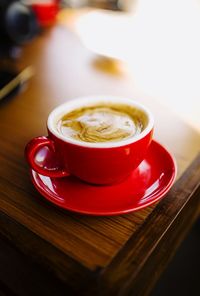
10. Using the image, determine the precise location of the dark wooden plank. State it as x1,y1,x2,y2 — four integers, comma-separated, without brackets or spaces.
0,212,93,293
98,153,200,296
0,235,69,296
125,186,200,296
0,178,132,269
0,281,17,296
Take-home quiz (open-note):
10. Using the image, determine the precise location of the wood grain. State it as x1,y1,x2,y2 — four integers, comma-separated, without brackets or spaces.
98,153,200,296
0,233,70,296
0,15,200,295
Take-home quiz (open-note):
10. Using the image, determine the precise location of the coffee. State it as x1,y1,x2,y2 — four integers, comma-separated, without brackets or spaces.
57,104,147,143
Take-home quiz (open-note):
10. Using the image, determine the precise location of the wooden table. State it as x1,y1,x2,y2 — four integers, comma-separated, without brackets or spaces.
0,17,200,296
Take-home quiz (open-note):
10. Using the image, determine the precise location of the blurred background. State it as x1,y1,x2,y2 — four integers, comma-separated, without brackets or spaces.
0,0,200,131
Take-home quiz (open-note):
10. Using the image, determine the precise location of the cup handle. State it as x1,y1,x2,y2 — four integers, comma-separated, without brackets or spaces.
25,136,69,178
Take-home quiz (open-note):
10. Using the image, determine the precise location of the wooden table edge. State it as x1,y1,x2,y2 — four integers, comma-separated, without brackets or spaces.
95,153,200,296
0,153,200,295
0,211,95,293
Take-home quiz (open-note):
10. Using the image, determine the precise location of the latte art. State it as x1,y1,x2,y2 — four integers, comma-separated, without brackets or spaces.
57,105,145,143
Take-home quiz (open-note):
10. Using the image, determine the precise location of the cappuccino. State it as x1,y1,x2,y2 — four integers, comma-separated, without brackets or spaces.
57,104,147,143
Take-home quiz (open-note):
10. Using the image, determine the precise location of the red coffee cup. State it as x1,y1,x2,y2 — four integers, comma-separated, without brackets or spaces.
31,1,59,27
25,96,154,184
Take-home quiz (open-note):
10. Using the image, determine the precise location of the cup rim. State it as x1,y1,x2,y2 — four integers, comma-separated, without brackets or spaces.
48,95,154,148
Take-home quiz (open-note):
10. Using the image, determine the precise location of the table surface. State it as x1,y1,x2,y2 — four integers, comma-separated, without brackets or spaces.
0,11,200,296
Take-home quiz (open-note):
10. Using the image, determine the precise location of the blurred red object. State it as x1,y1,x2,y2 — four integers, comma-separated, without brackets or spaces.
31,1,59,27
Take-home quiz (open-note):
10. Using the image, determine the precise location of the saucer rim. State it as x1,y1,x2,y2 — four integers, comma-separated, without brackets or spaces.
30,140,177,216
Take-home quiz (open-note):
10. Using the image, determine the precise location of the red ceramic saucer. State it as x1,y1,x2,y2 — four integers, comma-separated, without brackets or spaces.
30,140,177,216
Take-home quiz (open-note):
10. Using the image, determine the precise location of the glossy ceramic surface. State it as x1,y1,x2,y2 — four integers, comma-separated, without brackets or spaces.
31,2,58,27
25,96,154,184
30,140,176,216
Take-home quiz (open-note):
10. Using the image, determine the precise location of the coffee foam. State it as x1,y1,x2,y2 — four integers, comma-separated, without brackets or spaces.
57,104,146,143
48,96,154,148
